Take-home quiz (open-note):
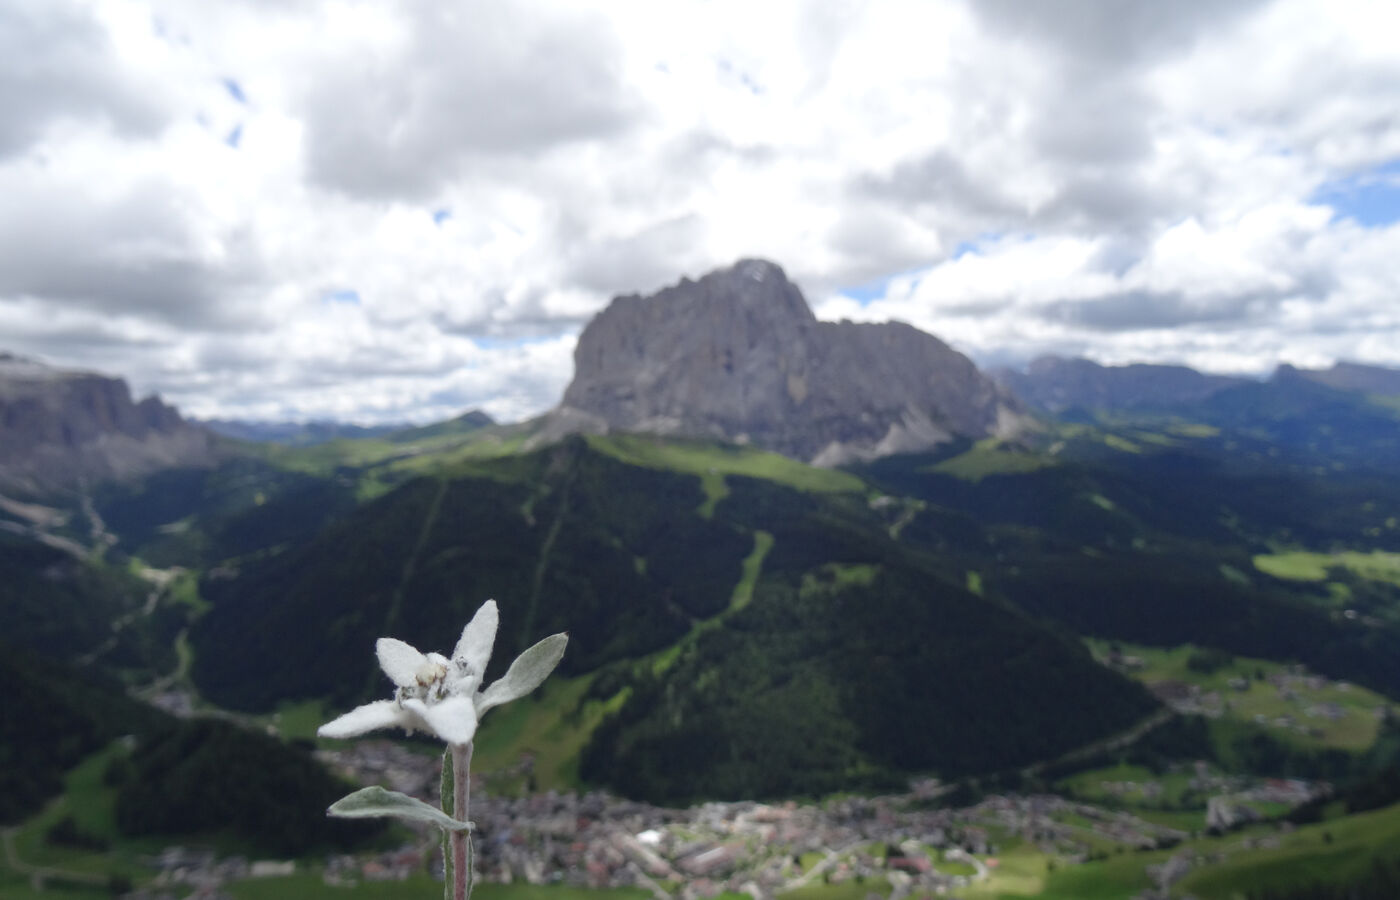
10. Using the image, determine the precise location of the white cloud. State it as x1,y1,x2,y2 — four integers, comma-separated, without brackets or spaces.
0,0,1397,424
0,0,173,155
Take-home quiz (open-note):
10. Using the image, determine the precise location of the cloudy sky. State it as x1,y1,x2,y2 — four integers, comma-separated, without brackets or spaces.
3,0,1398,424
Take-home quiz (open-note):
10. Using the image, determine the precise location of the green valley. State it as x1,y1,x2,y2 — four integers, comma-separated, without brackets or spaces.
7,363,1400,899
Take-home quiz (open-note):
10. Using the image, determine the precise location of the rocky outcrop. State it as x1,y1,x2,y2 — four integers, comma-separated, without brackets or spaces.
0,353,215,493
550,259,1025,465
993,356,1247,414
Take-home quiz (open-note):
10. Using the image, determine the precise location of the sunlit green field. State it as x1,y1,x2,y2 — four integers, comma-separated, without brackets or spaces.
1178,800,1400,898
250,426,531,500
587,433,865,495
781,876,892,900
955,845,1051,897
458,672,623,793
1057,762,1200,808
926,438,1057,481
952,801,1400,900
1253,549,1400,586
1086,640,1393,751
267,697,332,741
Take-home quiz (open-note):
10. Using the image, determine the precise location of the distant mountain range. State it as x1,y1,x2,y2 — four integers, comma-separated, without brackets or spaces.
6,260,1399,480
1285,360,1400,396
5,259,1400,838
993,355,1400,416
991,356,1250,414
198,418,407,446
198,410,495,447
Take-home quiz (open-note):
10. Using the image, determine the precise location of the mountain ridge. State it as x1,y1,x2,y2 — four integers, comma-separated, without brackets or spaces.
1288,360,1400,396
993,354,1400,417
992,355,1251,414
0,352,215,494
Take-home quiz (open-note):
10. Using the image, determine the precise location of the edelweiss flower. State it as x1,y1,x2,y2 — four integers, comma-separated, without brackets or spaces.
318,600,566,746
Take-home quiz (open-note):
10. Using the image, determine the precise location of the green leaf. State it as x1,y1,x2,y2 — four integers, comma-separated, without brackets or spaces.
478,633,568,714
328,786,472,831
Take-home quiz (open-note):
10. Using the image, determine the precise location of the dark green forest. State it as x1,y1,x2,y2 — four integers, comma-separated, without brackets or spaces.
112,719,382,855
190,439,1161,800
0,533,178,676
0,647,164,824
581,559,1157,803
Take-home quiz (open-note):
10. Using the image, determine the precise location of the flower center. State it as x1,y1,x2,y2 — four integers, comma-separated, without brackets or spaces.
393,653,456,706
415,659,448,687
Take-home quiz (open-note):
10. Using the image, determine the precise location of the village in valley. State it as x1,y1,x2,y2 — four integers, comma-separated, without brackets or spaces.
90,639,1391,900
113,735,1328,900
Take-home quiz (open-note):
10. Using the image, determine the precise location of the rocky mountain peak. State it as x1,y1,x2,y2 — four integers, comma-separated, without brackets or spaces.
0,352,214,493
714,257,815,316
563,260,815,418
551,260,1025,465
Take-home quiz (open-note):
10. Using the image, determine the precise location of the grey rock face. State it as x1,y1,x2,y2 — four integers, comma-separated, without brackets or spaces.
0,352,215,492
993,355,1248,414
555,259,1024,464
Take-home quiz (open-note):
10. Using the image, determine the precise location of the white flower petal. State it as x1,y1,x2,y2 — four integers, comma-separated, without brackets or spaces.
403,695,479,746
453,600,499,676
318,700,413,739
451,669,482,697
377,638,427,687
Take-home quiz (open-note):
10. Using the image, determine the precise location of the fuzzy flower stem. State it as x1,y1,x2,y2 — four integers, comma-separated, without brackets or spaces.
451,741,473,900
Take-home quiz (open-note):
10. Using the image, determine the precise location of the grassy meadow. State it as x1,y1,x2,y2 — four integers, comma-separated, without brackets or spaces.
1086,640,1394,753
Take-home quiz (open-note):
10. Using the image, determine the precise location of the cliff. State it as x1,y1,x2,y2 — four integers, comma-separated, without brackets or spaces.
550,259,1024,465
0,353,215,493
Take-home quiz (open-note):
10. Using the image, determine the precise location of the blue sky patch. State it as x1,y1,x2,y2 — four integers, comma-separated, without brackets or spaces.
1312,159,1400,227
225,124,242,149
837,236,1005,304
837,266,934,306
323,289,361,306
953,231,1005,258
717,58,762,95
839,275,895,306
472,334,559,350
223,78,246,104
433,208,452,225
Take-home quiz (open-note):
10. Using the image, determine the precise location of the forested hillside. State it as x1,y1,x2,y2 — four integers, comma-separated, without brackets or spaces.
189,436,1158,799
